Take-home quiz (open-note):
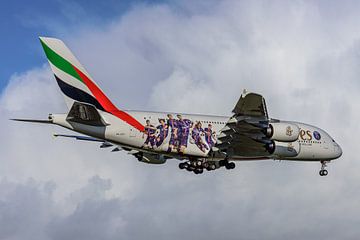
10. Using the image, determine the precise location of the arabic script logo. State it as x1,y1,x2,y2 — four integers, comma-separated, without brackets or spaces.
286,126,293,136
287,142,294,151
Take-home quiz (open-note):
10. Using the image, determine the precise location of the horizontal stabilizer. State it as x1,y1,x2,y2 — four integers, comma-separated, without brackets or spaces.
53,134,104,142
10,119,52,124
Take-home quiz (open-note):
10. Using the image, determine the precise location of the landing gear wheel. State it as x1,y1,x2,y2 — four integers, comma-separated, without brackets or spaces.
230,162,235,169
179,162,187,169
319,161,329,176
196,160,203,167
187,166,195,172
207,164,216,171
191,161,197,167
319,169,328,176
194,168,203,174
203,162,209,169
225,162,235,170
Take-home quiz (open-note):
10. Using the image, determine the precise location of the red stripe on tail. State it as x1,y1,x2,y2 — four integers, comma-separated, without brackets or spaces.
73,66,145,132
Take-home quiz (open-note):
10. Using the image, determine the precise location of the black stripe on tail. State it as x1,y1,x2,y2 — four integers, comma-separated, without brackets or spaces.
54,74,105,111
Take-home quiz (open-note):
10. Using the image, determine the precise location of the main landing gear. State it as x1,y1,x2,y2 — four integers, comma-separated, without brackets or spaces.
178,159,235,174
178,161,216,174
219,159,236,170
319,161,329,176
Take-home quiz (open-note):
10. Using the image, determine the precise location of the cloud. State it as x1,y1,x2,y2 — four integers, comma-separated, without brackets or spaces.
1,0,360,239
0,176,126,240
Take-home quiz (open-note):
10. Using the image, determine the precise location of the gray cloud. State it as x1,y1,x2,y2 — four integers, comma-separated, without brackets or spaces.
1,0,360,239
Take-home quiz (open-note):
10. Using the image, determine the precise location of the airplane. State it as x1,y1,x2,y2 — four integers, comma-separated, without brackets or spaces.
12,37,343,176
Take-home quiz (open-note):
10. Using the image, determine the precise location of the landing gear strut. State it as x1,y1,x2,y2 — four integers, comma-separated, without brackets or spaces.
319,161,328,176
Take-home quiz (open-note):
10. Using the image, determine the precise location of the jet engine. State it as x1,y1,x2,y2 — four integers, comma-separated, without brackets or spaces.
266,140,300,158
265,122,300,142
136,153,167,164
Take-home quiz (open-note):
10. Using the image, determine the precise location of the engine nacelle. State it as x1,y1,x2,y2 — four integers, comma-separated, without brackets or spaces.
266,122,300,142
137,153,167,164
266,140,300,158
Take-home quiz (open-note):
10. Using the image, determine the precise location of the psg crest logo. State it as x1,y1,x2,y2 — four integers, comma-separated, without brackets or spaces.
313,131,321,140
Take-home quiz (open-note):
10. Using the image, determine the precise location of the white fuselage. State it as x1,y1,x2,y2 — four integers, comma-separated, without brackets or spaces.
51,110,342,162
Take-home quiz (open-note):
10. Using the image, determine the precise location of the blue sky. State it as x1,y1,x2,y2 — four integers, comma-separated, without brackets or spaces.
0,0,164,91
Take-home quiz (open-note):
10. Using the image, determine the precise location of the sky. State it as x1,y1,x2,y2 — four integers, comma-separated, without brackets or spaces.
0,0,163,90
1,0,360,239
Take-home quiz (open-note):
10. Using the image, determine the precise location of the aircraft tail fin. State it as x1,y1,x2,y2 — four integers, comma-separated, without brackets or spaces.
39,37,115,112
39,37,145,132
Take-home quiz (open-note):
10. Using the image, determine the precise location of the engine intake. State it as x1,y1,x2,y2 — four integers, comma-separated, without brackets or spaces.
266,140,300,158
136,153,167,164
266,122,300,142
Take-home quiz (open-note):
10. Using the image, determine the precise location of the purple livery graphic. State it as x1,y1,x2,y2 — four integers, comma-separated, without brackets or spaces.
204,124,215,148
143,120,156,148
191,122,209,152
144,114,217,154
156,119,169,147
167,114,179,152
176,114,192,153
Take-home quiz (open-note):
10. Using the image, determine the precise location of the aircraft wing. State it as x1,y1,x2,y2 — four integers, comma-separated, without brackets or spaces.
54,133,168,164
216,90,271,158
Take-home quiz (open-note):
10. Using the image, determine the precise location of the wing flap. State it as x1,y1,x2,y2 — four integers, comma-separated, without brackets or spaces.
217,90,272,158
232,90,268,118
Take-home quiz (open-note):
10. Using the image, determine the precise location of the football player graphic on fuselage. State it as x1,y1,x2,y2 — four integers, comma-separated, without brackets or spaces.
167,114,179,153
177,114,192,154
142,119,156,149
204,124,215,148
192,121,209,153
155,118,169,147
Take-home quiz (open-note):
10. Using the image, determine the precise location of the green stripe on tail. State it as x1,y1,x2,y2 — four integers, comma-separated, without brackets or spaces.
40,39,83,83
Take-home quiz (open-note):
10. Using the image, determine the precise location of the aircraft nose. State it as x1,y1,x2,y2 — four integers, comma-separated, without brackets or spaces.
334,144,342,158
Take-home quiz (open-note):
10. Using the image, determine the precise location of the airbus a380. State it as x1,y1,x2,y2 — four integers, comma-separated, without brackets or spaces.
13,37,342,176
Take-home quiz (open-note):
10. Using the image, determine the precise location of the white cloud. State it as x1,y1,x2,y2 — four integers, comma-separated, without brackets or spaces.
1,0,360,239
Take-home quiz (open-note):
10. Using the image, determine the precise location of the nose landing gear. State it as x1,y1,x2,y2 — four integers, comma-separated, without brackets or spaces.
319,161,328,176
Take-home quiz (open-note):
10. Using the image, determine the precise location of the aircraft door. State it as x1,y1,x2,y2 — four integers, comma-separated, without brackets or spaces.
129,127,137,137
